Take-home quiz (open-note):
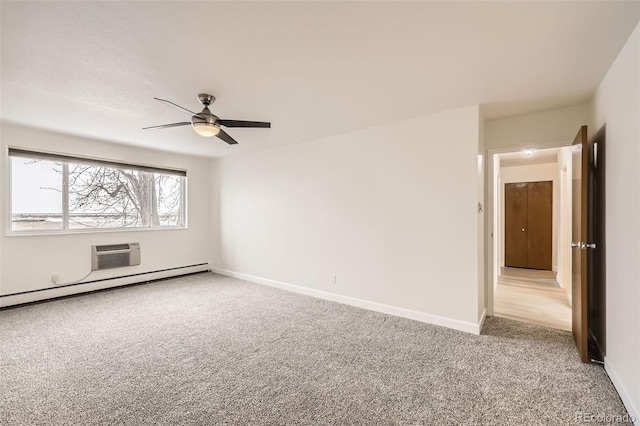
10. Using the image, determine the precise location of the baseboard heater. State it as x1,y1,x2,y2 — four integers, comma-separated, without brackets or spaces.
0,263,210,299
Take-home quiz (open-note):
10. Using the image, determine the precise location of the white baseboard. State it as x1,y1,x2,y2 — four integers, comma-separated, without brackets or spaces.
211,267,482,335
605,361,639,425
0,263,211,308
478,308,487,333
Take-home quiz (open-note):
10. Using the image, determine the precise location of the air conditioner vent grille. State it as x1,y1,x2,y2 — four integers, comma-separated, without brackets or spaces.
96,244,130,252
98,252,131,269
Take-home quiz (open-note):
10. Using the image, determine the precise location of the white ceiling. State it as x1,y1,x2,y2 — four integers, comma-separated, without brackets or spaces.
1,1,638,158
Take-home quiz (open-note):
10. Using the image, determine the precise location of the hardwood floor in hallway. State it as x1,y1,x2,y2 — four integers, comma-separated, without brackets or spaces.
494,267,572,331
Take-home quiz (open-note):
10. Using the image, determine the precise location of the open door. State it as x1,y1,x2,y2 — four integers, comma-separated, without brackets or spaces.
571,126,592,363
588,126,606,363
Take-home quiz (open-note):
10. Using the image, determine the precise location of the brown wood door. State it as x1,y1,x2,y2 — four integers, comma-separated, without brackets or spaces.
572,125,589,362
527,182,553,270
505,183,528,268
589,126,606,362
505,181,552,270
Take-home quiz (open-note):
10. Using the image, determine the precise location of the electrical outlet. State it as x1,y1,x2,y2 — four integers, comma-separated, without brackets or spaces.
51,275,59,284
330,275,336,284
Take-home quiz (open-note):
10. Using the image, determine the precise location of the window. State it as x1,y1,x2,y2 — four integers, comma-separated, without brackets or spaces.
9,149,186,233
10,156,63,231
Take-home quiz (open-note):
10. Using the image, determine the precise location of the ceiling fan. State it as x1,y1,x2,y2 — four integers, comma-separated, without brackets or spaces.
143,94,271,145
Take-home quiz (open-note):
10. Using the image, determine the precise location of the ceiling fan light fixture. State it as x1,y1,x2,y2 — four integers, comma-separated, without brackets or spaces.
192,122,220,137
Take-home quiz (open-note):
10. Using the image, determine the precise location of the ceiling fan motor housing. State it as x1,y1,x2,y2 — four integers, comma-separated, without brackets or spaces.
191,107,218,125
197,93,215,106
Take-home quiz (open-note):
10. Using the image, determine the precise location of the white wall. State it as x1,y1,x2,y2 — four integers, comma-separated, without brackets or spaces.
591,23,640,420
486,104,591,150
212,106,484,332
499,163,558,272
0,123,213,305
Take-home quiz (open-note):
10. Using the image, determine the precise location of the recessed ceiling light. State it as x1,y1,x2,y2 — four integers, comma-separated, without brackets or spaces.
522,149,534,156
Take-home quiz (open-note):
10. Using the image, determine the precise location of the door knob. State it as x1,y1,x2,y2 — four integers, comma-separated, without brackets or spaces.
571,241,580,248
521,228,525,232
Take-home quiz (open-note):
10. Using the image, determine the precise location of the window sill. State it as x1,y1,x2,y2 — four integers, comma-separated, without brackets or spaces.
5,225,188,237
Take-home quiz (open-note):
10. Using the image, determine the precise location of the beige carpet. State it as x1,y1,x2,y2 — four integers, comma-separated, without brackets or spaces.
0,272,629,425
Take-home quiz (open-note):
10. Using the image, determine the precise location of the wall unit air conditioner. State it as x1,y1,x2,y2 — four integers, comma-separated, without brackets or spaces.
91,243,141,271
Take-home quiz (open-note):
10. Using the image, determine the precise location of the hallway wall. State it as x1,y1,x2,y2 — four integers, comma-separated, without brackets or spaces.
556,147,573,300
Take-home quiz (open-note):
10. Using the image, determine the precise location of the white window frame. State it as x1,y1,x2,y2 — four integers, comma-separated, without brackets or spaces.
6,147,188,236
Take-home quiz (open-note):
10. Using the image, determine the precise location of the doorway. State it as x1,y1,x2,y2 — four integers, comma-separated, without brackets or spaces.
488,146,573,331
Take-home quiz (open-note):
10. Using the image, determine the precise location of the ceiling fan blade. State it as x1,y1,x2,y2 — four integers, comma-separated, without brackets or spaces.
218,119,271,128
154,98,206,119
142,122,191,130
217,129,239,145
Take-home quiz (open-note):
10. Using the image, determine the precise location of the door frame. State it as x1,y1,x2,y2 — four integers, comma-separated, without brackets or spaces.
485,140,573,316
